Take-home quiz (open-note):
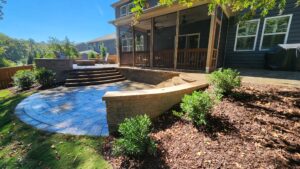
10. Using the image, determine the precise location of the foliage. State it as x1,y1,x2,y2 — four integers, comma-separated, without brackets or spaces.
0,57,16,67
99,43,107,59
113,115,156,157
132,0,300,21
34,68,56,88
208,68,241,96
48,37,78,59
0,0,6,20
0,91,110,168
88,52,96,59
12,70,35,90
181,91,213,126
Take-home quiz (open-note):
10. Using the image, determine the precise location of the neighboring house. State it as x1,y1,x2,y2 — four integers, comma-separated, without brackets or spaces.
75,42,89,52
87,33,117,55
110,0,300,72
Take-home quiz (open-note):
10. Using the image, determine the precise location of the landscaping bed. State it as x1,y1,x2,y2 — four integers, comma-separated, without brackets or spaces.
103,83,300,169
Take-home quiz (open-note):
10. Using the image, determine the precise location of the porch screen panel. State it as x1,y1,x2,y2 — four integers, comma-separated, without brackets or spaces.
153,13,176,68
177,5,210,70
119,26,133,66
134,19,151,67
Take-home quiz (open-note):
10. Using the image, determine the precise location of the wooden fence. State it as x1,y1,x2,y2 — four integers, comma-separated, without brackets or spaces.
0,65,33,89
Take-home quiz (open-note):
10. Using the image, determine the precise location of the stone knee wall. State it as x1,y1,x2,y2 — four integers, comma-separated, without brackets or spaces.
35,59,73,83
102,82,208,133
117,68,180,85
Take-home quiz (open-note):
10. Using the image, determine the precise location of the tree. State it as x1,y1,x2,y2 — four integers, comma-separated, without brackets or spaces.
0,0,6,20
132,0,300,21
99,43,107,59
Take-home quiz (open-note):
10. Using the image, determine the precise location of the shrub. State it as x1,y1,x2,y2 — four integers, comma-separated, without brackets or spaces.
181,91,213,126
13,70,35,90
208,68,241,96
113,115,156,157
35,68,56,88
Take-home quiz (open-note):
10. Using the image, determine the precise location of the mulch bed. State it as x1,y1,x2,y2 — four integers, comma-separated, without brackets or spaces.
102,83,300,169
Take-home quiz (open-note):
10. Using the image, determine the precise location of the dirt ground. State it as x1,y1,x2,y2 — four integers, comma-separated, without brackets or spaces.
103,83,300,169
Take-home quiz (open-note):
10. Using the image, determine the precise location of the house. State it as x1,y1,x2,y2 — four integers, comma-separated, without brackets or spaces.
87,33,117,55
110,0,300,72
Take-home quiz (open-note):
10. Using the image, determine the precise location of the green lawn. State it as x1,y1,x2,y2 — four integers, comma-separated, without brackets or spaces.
0,89,111,169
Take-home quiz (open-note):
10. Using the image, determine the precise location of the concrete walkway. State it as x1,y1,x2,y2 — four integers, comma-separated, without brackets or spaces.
182,69,300,87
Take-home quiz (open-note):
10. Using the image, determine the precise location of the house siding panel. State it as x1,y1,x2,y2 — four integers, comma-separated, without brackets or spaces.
115,0,158,19
225,0,300,68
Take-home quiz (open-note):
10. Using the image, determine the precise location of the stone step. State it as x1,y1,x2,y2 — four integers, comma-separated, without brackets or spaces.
71,69,118,75
65,77,126,87
69,71,121,78
72,67,116,72
66,74,124,83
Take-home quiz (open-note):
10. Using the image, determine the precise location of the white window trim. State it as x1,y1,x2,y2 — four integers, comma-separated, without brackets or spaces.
121,37,133,52
120,2,134,17
135,34,145,51
259,14,293,51
178,33,201,49
234,19,260,52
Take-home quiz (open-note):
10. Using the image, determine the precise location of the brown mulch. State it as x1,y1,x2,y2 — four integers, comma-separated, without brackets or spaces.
102,83,300,169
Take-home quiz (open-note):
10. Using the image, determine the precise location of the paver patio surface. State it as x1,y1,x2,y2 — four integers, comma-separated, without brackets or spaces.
15,81,153,136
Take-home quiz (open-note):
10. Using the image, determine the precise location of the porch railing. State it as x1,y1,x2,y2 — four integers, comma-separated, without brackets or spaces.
134,51,150,67
120,52,133,66
153,50,174,68
177,48,207,70
211,49,218,68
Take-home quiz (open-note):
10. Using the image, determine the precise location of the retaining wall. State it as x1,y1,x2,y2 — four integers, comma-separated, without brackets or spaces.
102,82,208,133
35,59,73,83
117,67,180,85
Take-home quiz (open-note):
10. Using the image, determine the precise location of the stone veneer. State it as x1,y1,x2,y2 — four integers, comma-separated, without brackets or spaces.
35,59,73,83
102,82,208,133
117,67,180,85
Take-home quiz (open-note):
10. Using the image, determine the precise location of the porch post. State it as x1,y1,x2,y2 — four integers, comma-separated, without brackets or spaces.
206,13,216,73
174,11,180,70
116,27,121,66
132,26,135,67
150,18,154,68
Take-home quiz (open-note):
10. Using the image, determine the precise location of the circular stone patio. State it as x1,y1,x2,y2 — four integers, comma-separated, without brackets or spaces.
15,81,154,136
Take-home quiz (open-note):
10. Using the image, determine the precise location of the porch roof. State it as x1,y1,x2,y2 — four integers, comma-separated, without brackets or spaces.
109,1,233,26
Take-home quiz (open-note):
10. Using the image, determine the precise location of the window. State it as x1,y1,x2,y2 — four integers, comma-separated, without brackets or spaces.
135,34,145,51
178,34,200,49
120,3,134,17
234,19,260,51
120,29,133,52
260,15,292,50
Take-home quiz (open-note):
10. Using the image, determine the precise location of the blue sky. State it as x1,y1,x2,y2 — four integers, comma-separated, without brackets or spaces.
0,0,116,43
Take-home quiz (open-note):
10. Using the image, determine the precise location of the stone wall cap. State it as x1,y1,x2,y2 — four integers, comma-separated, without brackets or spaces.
102,82,208,101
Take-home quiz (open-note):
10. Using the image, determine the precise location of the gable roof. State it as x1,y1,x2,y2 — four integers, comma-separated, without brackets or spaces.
88,33,117,43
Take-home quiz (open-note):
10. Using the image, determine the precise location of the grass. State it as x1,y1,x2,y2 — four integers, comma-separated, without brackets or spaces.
0,89,111,169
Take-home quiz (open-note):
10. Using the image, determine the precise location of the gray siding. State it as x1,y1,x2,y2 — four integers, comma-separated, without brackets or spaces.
225,0,300,68
88,39,117,55
115,0,158,19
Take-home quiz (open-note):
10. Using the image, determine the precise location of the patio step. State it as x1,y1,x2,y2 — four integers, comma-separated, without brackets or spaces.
65,68,126,87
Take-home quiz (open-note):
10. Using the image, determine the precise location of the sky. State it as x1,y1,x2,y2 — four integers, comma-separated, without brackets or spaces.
0,0,117,43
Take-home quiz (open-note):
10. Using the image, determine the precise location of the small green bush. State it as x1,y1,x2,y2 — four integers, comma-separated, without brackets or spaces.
208,68,241,96
181,91,213,126
34,68,56,88
13,70,35,90
113,115,156,157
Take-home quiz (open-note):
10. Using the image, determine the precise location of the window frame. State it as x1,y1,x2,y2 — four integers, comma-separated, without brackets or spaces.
259,14,293,51
119,2,134,17
135,34,145,52
234,19,260,52
178,33,201,49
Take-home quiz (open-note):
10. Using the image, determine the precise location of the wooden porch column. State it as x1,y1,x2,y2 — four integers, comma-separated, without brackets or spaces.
132,26,136,67
174,11,180,70
116,27,121,66
206,13,216,73
150,18,154,68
